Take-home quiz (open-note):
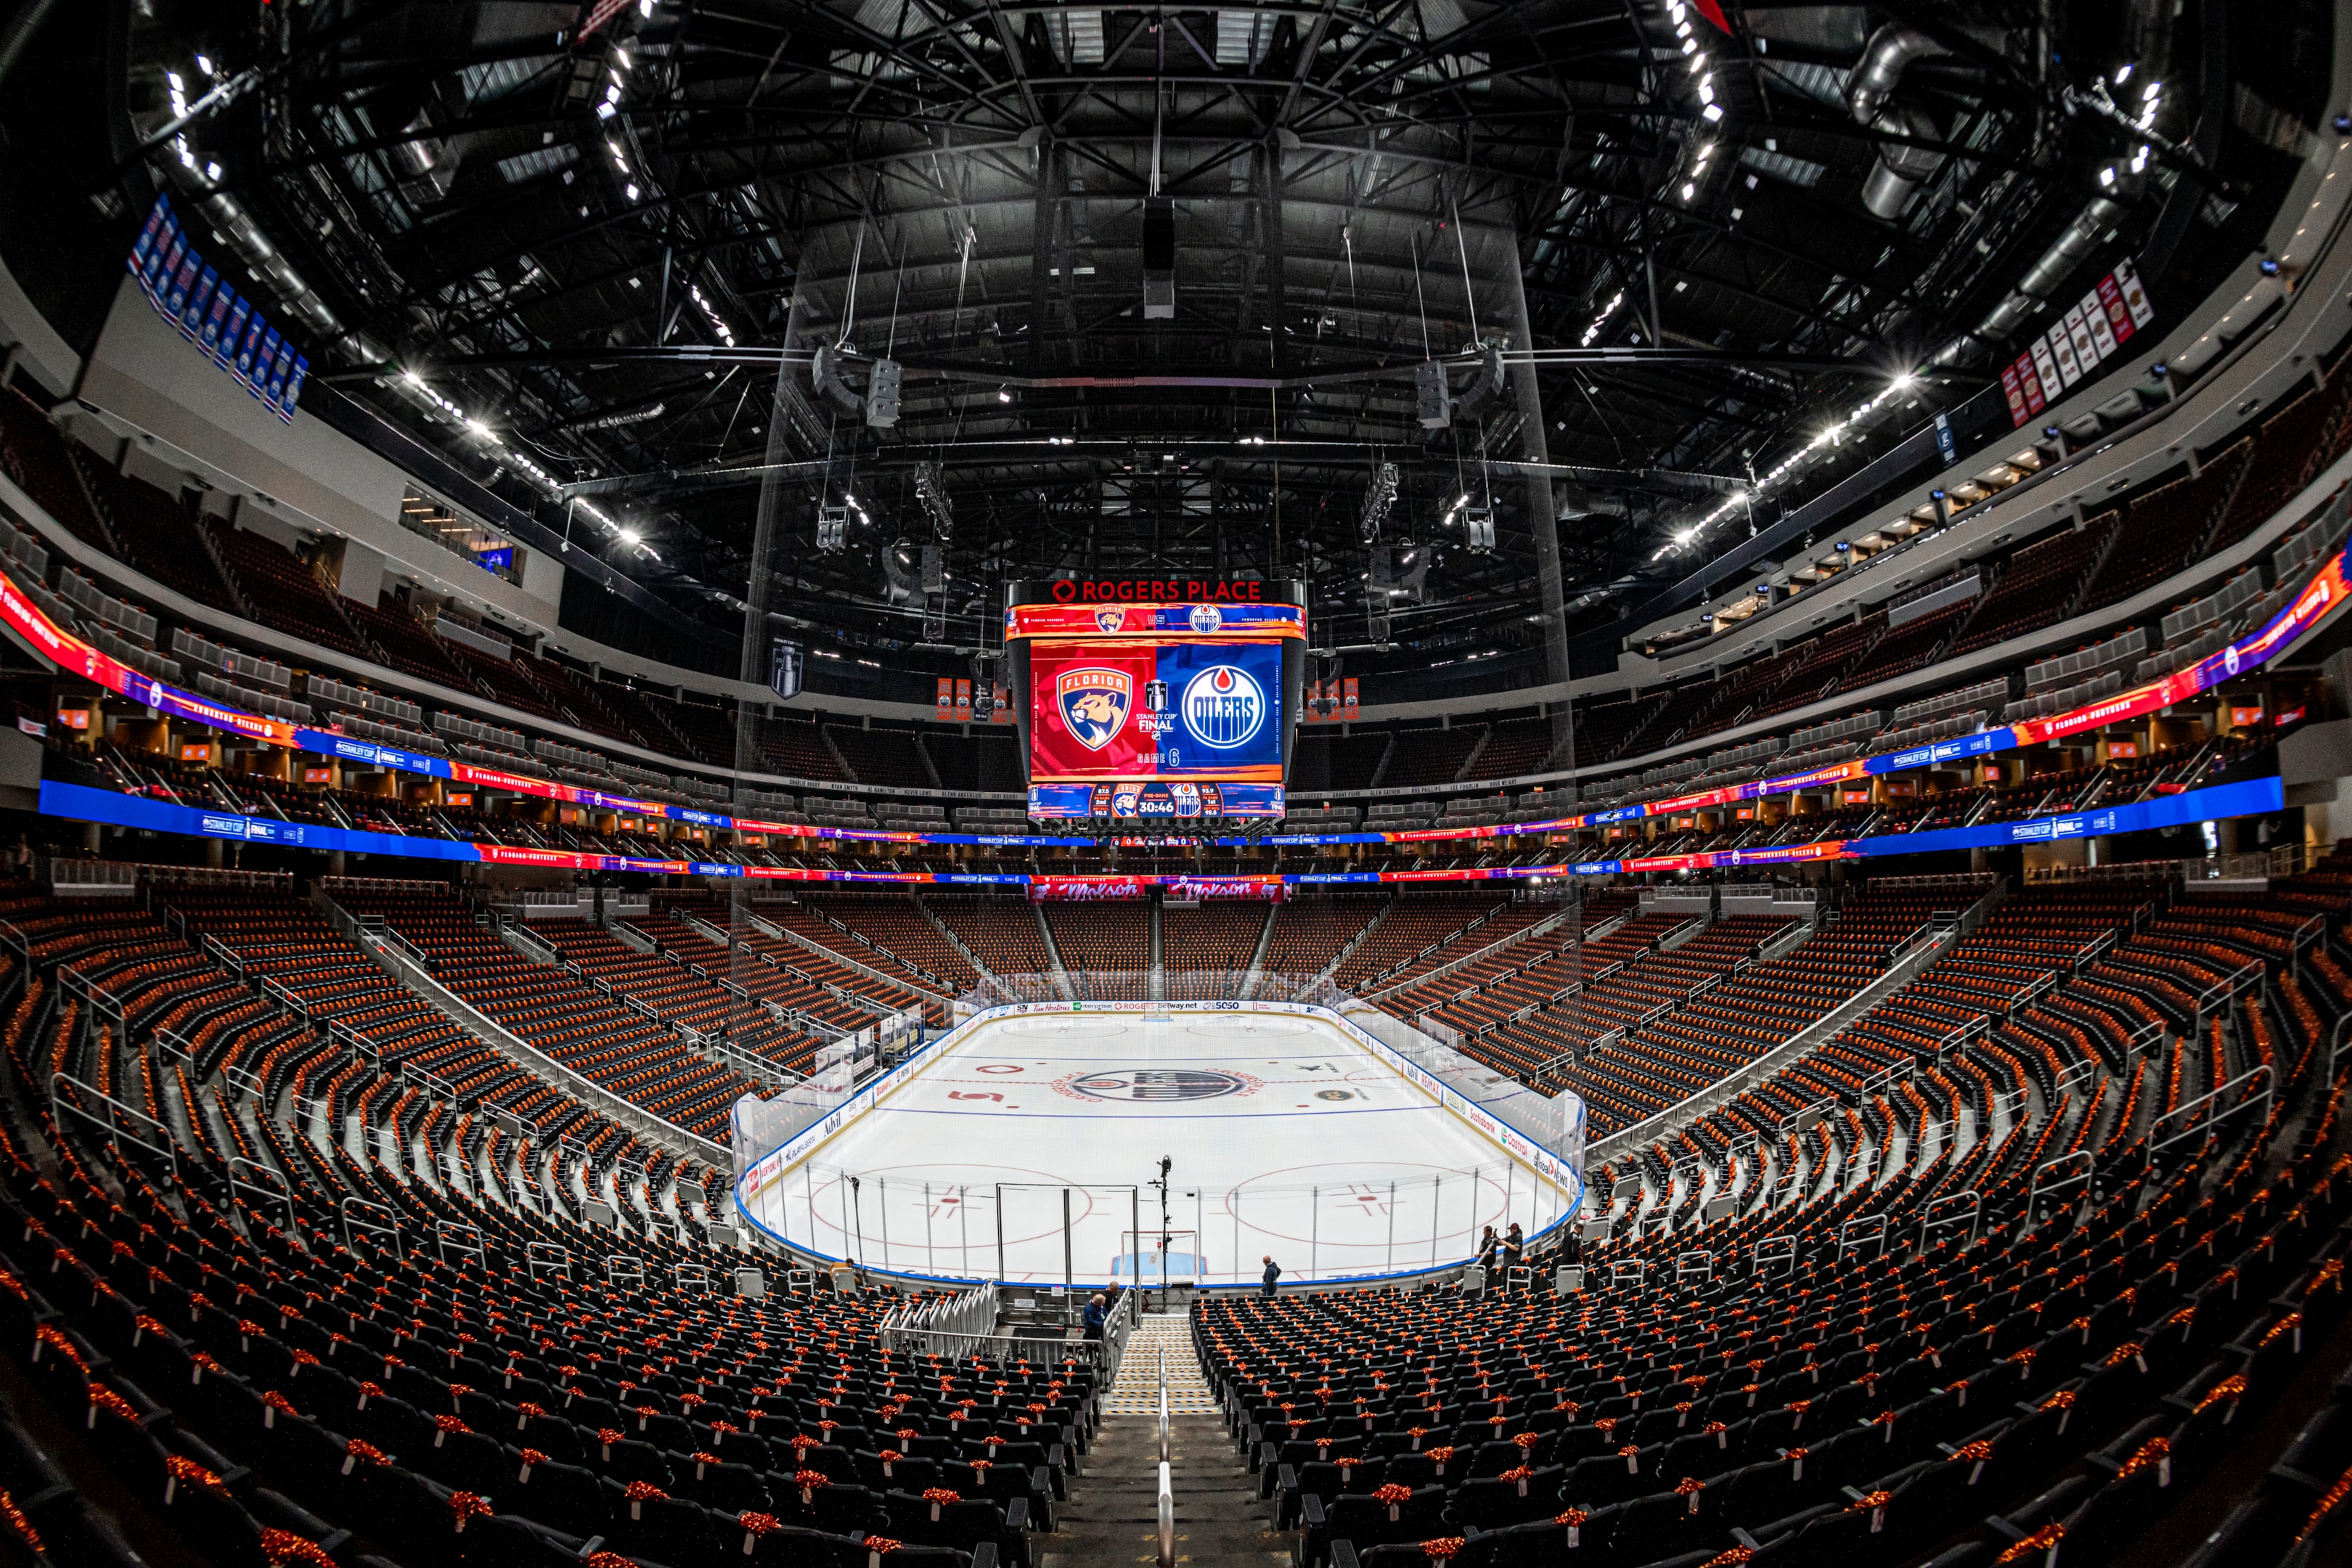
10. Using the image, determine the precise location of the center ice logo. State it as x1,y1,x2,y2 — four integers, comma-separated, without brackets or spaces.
1057,668,1132,750
1063,1068,1251,1102
1181,663,1266,750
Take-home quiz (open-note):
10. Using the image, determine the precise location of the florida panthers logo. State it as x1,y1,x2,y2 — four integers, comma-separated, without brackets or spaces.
1182,664,1267,749
1058,669,1132,750
1094,608,1126,633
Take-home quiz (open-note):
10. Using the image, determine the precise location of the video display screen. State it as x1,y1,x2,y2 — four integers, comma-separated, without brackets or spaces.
1006,595,1304,821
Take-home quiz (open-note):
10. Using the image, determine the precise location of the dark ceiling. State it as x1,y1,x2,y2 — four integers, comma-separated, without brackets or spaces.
1,0,2324,685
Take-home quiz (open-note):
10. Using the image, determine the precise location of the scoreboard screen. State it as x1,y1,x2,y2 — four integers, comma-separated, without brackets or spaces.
1004,582,1306,822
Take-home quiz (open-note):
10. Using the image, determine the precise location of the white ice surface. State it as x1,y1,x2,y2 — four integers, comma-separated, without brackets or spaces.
743,1009,1571,1285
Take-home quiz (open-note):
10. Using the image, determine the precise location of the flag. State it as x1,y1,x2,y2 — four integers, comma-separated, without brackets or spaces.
1691,0,1731,30
578,0,631,38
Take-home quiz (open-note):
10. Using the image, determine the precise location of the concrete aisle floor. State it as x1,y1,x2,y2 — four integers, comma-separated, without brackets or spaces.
1045,1315,1286,1568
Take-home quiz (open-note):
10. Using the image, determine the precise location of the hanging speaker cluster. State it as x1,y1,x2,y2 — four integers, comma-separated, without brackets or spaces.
811,345,904,427
1413,347,1506,430
1414,360,1450,428
865,359,902,427
1454,344,1507,421
1142,197,1175,320
812,344,862,415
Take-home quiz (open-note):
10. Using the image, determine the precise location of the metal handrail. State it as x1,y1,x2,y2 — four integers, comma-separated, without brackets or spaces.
49,1071,177,1173
339,1197,404,1254
330,898,727,1166
229,1156,294,1230
1156,1348,1175,1568
2151,1063,2276,1156
1918,1190,1980,1249
1589,876,2004,1160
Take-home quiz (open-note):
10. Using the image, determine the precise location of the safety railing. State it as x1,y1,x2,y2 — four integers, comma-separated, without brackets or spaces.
1157,1349,1175,1568
229,1156,295,1232
340,1197,404,1254
1589,877,2004,1161
50,1072,176,1174
2150,1063,2274,1162
1918,1191,1980,1249
436,1221,486,1266
324,892,727,1167
2029,1151,2094,1221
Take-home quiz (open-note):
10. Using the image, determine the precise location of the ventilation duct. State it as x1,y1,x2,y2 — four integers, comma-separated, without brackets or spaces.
1926,0,2164,368
1845,25,1951,219
1740,7,1869,54
158,164,391,370
390,110,459,207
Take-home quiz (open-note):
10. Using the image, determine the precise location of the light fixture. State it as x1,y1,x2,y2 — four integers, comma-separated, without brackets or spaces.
997,388,1013,403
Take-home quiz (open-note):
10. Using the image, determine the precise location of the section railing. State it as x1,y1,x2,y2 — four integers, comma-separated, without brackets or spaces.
314,889,728,1168
1585,875,2006,1162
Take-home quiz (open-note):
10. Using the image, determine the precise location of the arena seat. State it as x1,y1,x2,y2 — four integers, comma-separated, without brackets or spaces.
0,941,1099,1568
1040,904,1153,998
330,881,761,1142
804,894,980,992
1194,865,2352,1568
207,525,372,660
1163,902,1274,996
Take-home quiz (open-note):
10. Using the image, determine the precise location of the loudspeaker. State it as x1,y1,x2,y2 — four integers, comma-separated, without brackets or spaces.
1142,197,1175,319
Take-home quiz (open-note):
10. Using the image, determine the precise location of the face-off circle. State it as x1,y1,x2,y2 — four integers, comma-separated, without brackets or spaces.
1055,1067,1260,1103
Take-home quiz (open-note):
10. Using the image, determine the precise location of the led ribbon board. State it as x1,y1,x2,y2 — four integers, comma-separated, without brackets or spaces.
0,527,2335,852
37,775,2286,885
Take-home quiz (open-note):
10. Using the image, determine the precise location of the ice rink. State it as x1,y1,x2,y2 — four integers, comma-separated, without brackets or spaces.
739,1007,1576,1286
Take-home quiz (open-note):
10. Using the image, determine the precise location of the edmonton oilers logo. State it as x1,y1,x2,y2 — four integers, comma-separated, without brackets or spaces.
1181,664,1265,749
1063,1068,1253,1102
1188,603,1222,633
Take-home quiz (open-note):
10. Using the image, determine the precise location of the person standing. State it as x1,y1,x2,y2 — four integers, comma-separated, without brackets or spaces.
1083,1293,1108,1341
1261,1255,1281,1297
1504,1222,1525,1275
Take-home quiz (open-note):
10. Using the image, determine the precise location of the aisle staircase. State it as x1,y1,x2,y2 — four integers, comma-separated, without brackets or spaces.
1103,1312,1219,1415
1047,1312,1280,1568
